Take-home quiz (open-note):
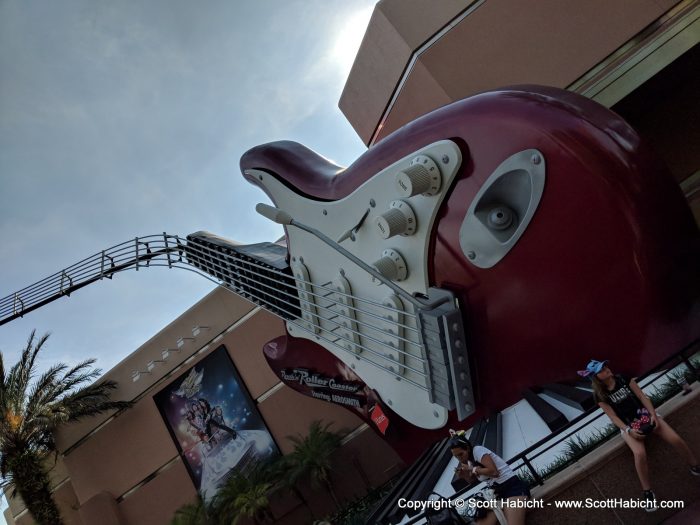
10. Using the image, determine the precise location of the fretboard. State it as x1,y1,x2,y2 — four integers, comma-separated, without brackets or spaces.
185,231,301,321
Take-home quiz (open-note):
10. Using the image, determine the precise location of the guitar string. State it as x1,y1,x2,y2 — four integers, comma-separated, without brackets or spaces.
0,242,442,400
5,252,436,394
0,238,240,310
136,251,439,382
1,239,435,366
281,311,432,393
161,254,434,375
1,233,422,323
0,239,414,344
183,242,427,346
184,249,443,360
181,238,418,317
182,241,443,345
186,249,422,335
2,234,444,368
158,260,434,385
182,245,431,364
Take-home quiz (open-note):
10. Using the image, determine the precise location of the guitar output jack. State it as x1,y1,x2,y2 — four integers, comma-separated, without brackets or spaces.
487,205,516,231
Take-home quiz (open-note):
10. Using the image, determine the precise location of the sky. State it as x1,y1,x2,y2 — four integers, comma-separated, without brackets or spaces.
0,0,375,520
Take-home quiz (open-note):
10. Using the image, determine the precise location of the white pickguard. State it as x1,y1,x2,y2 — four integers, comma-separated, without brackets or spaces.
246,140,462,429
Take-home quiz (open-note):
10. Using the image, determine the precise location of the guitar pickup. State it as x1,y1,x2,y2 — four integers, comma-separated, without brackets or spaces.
291,260,320,334
381,294,406,377
331,275,360,354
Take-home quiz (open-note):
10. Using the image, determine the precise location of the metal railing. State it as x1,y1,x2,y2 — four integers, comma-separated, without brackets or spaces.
402,338,700,524
0,233,222,326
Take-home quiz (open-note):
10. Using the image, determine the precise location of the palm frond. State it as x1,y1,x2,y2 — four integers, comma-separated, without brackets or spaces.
17,332,49,395
0,331,131,464
5,331,50,417
24,363,69,417
56,380,131,421
171,498,215,525
0,329,133,524
0,350,6,389
0,352,6,416
283,420,342,491
213,468,274,525
34,361,102,410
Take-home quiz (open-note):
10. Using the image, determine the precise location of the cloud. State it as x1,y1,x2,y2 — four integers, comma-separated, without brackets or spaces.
0,0,375,379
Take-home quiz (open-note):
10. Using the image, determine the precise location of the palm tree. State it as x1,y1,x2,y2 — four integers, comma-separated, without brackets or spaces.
170,497,216,525
0,331,132,525
232,480,274,524
272,455,316,519
214,465,275,525
284,420,343,509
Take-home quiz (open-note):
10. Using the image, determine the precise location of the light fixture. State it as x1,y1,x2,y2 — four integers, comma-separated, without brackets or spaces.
192,325,210,337
162,348,180,360
131,369,152,382
176,336,195,349
146,359,166,372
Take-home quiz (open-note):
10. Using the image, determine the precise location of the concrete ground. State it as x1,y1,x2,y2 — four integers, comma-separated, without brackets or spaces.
662,497,700,524
527,386,700,524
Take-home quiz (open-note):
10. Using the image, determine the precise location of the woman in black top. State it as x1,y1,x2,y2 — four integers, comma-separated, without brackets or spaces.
580,360,699,510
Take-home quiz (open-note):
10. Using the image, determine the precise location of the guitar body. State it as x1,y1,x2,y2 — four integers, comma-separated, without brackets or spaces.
240,86,700,463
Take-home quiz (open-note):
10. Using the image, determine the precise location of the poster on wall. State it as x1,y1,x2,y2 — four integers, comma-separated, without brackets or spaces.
154,345,279,500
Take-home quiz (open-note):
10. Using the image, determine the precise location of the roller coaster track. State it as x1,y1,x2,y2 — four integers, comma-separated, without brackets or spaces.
0,234,216,327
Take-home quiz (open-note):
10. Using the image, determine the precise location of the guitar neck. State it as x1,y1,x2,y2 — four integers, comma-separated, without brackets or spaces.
185,232,300,321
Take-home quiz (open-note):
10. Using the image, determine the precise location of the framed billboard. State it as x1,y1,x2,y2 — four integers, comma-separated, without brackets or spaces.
154,345,279,499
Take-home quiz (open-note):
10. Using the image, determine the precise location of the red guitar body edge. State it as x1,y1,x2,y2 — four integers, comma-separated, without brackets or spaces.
241,86,700,464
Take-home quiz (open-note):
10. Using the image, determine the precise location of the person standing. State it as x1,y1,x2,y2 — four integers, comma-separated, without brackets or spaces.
198,398,237,441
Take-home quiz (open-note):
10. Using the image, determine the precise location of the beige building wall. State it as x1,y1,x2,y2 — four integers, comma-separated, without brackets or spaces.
341,0,690,145
4,286,402,525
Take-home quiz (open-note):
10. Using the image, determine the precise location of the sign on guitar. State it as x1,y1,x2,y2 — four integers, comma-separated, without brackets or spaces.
280,368,367,409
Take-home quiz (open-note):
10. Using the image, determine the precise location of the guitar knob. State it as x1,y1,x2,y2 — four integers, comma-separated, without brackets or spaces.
395,155,441,197
375,200,417,239
372,249,408,282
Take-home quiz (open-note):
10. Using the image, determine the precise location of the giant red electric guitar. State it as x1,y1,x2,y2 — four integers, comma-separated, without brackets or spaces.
195,85,700,462
3,86,699,463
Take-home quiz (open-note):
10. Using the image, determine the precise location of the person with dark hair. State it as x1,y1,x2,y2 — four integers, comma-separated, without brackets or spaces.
185,409,206,441
186,401,212,449
197,398,212,414
579,359,699,511
189,403,206,436
209,405,237,439
198,398,237,441
450,431,529,525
